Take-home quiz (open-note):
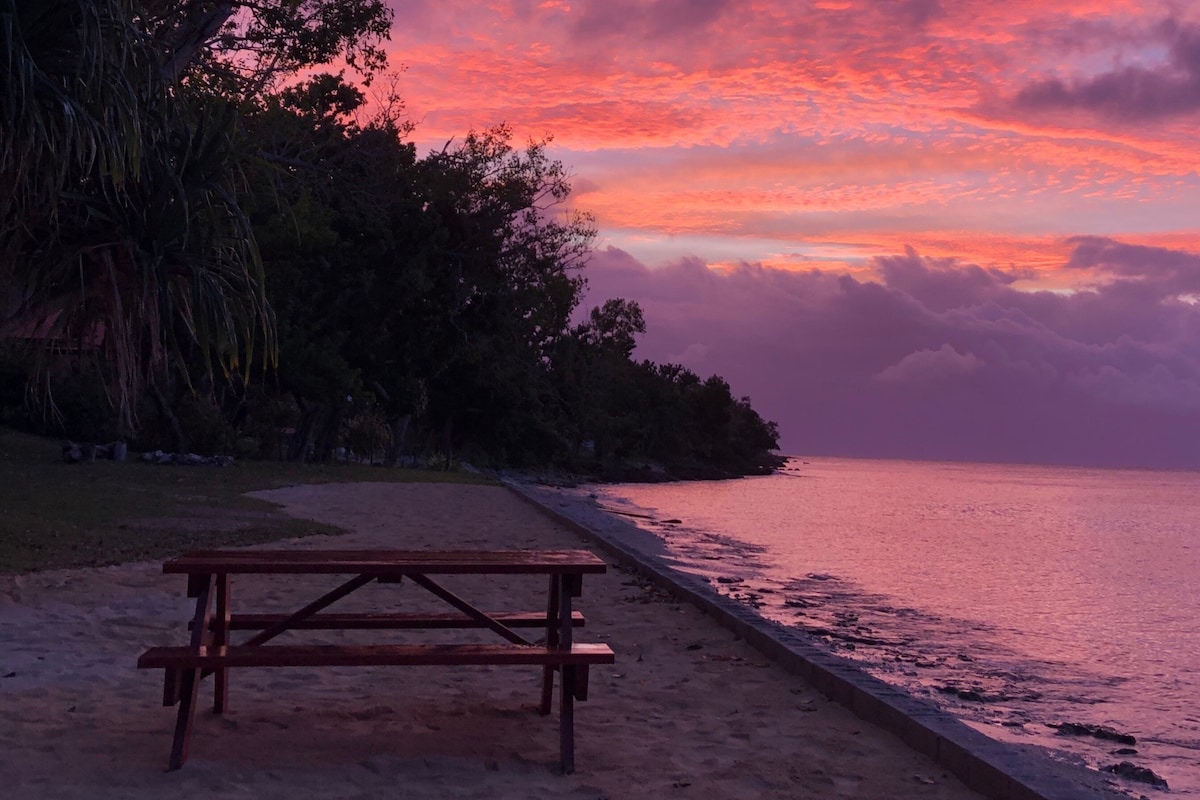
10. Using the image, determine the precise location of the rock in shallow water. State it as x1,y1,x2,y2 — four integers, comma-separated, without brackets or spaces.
1101,761,1168,789
1050,722,1137,745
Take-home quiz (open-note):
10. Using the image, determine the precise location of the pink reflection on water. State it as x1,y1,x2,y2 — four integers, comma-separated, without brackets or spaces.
596,458,1200,795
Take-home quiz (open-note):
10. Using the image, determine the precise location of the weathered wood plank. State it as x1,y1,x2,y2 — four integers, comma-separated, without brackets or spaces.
407,573,532,645
193,610,585,631
212,574,230,713
138,642,615,670
541,574,561,715
162,549,608,576
168,573,213,771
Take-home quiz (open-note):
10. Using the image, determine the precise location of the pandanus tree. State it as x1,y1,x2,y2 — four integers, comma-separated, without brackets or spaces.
0,0,391,437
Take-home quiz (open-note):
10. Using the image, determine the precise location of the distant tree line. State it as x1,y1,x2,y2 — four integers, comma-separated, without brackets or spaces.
0,0,780,478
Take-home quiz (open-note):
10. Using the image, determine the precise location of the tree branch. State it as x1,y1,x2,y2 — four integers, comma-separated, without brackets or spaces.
160,1,237,82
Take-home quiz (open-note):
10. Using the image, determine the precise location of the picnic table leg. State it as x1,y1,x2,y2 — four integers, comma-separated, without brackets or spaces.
557,574,580,774
169,574,214,771
560,664,576,774
212,574,230,714
540,575,559,715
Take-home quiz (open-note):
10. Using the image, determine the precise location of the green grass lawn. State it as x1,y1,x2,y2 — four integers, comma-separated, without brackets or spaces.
0,427,493,575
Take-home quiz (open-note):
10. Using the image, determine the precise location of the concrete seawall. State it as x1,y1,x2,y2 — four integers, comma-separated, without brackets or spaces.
505,480,1122,800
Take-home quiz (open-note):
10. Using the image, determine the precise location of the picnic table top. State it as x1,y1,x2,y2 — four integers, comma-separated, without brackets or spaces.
162,549,609,576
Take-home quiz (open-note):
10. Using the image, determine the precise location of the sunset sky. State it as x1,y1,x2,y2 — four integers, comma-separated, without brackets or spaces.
382,0,1200,468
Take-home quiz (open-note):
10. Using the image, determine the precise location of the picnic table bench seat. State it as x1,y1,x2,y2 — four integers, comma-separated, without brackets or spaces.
139,641,614,670
140,641,614,707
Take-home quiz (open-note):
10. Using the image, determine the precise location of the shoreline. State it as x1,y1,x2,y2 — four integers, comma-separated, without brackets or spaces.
504,479,1124,800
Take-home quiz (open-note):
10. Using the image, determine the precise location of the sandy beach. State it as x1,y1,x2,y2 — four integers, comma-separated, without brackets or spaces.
0,481,986,799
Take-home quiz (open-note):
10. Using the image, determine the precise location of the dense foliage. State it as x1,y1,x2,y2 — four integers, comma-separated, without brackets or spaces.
0,0,780,478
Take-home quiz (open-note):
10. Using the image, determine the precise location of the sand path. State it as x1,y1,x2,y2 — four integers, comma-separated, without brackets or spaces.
0,482,984,799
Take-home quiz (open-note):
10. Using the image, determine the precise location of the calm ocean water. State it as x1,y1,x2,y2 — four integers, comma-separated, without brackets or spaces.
590,457,1200,796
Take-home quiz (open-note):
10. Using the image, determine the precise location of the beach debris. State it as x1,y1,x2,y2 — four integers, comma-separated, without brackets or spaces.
1101,762,1168,790
62,440,128,463
795,624,897,647
731,590,766,608
597,504,655,520
939,685,987,703
1049,722,1137,745
620,579,676,605
139,449,235,466
937,684,1042,703
715,576,744,584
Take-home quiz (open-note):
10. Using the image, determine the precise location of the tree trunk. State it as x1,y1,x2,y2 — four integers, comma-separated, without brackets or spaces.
149,380,186,453
441,415,453,469
288,396,320,462
384,414,410,467
312,403,342,462
160,3,237,82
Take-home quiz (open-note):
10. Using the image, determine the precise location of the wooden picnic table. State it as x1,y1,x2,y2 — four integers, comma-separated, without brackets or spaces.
137,549,615,773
